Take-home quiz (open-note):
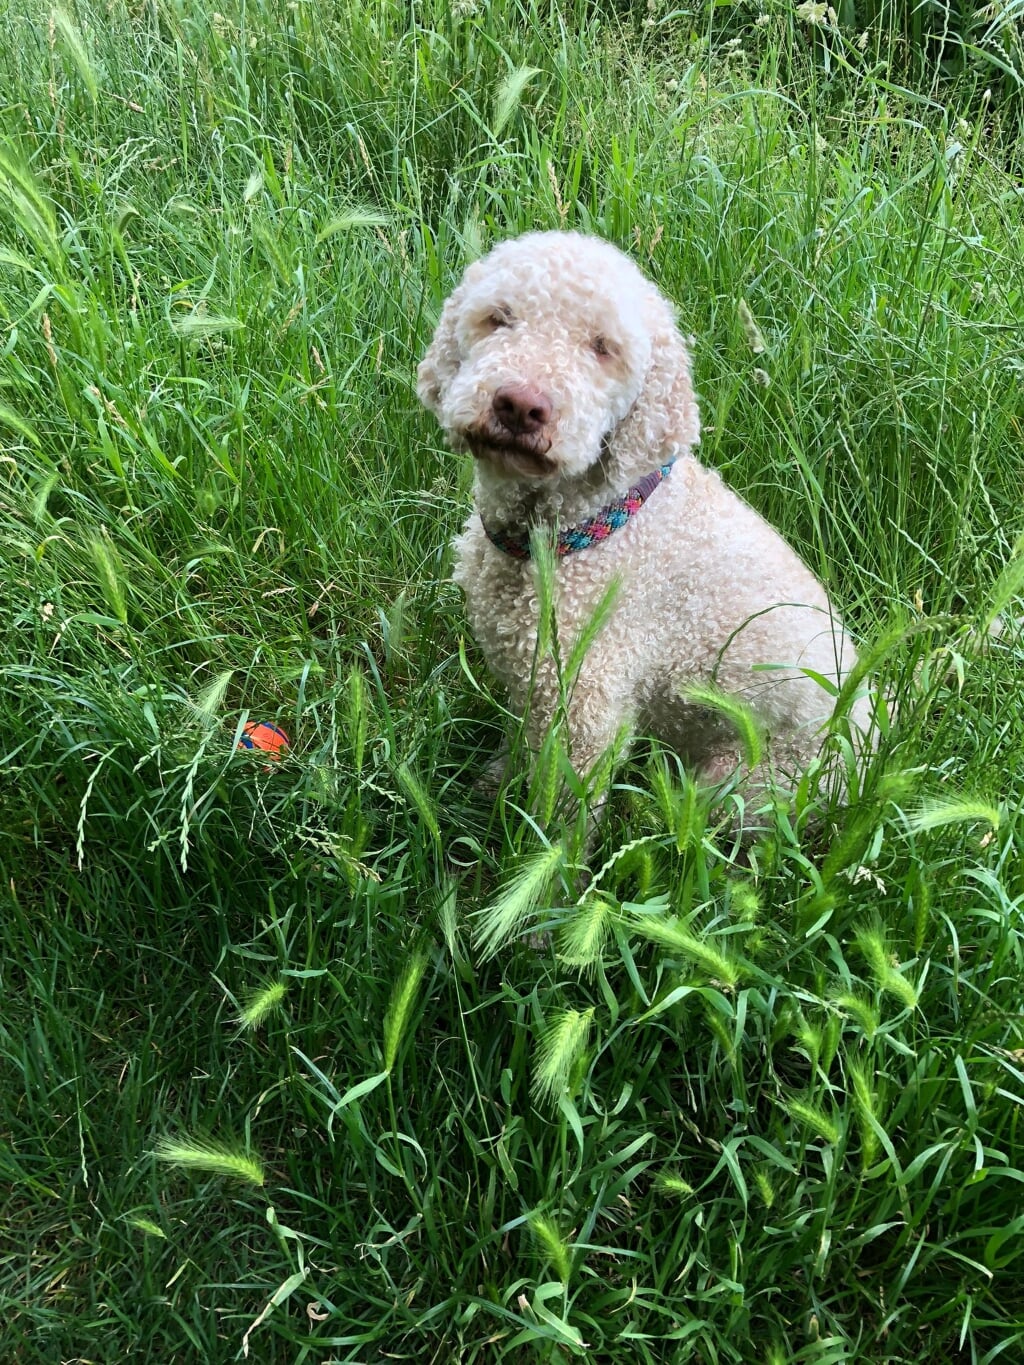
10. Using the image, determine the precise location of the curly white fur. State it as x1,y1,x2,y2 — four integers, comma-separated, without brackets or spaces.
419,231,868,808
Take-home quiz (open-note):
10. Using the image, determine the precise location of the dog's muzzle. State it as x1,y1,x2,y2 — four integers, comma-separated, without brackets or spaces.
463,383,558,478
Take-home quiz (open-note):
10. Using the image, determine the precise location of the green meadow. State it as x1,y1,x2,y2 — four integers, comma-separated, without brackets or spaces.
2,1,1023,1359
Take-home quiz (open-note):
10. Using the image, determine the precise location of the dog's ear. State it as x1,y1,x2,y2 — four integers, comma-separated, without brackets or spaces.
614,288,701,462
416,294,459,416
417,264,480,416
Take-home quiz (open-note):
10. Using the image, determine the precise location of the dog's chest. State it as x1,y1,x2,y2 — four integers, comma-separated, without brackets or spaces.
452,515,625,691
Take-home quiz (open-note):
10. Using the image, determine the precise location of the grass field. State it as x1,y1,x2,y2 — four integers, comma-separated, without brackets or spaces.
2,1,1024,1360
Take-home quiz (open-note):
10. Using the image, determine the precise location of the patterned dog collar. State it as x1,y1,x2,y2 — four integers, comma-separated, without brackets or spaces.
483,460,676,561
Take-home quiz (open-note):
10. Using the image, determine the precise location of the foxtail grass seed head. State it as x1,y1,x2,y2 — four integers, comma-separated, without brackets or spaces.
847,1056,883,1169
833,991,880,1040
86,530,128,624
382,947,430,1073
529,1214,573,1282
854,923,919,1010
0,397,41,448
559,892,614,970
530,532,558,659
755,1169,775,1208
655,1171,695,1199
436,879,459,958
153,1136,266,1186
169,310,245,339
396,763,441,846
854,922,892,982
473,841,565,958
881,967,918,1011
566,575,623,682
649,754,700,850
52,8,99,104
679,683,764,770
195,669,233,722
630,913,744,989
905,797,1002,837
237,978,287,1030
0,146,61,263
730,881,760,922
491,65,541,138
531,731,564,829
532,1006,594,1106
785,1098,841,1145
795,1017,824,1068
314,206,391,242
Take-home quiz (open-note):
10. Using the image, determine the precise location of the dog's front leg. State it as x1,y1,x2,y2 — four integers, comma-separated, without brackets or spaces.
521,658,634,815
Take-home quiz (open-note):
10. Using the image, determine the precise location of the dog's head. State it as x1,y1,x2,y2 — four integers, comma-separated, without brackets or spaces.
417,232,700,482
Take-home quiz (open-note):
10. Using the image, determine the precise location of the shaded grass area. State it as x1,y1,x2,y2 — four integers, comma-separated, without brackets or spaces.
2,0,1024,1360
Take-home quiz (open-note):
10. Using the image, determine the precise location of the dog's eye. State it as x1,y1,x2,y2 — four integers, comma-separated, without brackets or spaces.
591,335,618,359
486,307,514,330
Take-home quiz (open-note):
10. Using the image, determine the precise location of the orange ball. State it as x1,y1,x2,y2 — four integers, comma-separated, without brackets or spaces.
237,721,289,759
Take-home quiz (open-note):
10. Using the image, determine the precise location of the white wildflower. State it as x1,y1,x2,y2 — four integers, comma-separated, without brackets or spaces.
848,865,887,893
796,1,829,24
737,298,766,355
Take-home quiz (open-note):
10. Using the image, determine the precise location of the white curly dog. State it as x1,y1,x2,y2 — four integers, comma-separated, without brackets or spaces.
418,230,869,815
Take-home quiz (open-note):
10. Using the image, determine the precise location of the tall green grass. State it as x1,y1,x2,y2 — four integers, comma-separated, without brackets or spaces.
2,1,1023,1360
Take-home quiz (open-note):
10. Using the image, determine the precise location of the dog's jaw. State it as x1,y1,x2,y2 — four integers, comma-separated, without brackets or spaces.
468,422,657,543
461,419,558,481
470,444,560,481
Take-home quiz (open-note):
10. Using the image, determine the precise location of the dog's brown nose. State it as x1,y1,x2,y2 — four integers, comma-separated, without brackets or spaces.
492,384,552,435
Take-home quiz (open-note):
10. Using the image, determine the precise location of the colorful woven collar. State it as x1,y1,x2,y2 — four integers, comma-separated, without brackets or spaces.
482,460,675,560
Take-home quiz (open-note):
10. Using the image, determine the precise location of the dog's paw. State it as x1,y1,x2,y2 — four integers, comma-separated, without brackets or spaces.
472,750,509,797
